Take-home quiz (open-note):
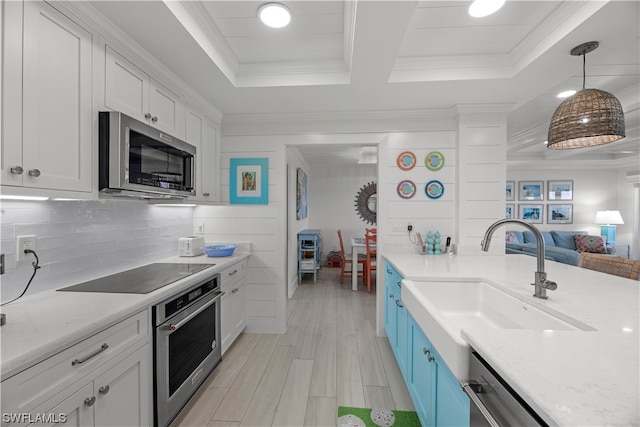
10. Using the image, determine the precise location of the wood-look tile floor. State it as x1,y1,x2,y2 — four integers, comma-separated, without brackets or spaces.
171,268,414,427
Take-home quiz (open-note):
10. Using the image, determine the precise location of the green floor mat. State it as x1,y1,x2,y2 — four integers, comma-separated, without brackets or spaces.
337,406,421,427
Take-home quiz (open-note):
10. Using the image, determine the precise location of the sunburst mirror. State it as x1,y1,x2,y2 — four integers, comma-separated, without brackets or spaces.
355,181,377,225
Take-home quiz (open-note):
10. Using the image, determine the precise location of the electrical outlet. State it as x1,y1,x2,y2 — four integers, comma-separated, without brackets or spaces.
17,235,36,261
0,253,5,275
196,222,205,234
407,221,413,232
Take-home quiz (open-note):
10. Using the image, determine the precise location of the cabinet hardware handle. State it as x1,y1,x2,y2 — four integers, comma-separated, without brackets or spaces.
229,269,238,276
203,192,210,197
28,169,41,177
423,347,430,355
395,299,403,308
396,280,402,288
145,113,152,119
10,166,23,175
151,116,158,123
389,293,394,299
98,385,110,395
427,354,435,362
72,343,109,366
84,396,96,407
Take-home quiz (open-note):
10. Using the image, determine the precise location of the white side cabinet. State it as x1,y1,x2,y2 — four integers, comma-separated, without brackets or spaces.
185,106,220,203
1,310,151,427
105,46,185,138
220,259,248,355
1,0,93,193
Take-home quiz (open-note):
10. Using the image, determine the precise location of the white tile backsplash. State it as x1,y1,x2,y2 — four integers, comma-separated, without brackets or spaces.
0,199,193,303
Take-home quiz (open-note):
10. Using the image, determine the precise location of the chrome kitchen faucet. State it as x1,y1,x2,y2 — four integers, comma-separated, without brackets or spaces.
481,219,558,299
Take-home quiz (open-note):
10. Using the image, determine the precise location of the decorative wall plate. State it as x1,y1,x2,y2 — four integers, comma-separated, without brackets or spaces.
396,151,417,170
425,180,444,199
425,151,445,171
397,180,416,199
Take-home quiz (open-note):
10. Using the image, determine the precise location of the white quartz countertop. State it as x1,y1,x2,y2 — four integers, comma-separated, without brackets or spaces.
384,252,639,427
0,251,250,380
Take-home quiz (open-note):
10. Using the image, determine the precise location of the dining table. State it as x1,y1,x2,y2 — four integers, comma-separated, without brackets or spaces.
351,237,375,291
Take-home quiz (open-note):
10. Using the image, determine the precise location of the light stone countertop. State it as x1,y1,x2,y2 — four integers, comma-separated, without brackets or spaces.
384,252,639,427
0,251,250,380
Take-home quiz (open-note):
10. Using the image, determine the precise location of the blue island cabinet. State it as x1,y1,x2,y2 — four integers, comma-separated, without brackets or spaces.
384,261,408,380
384,261,469,427
408,315,469,427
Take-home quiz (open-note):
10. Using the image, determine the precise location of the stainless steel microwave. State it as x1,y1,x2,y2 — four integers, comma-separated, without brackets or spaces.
99,111,196,198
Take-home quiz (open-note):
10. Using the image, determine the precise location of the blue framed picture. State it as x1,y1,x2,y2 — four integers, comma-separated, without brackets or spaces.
230,158,269,204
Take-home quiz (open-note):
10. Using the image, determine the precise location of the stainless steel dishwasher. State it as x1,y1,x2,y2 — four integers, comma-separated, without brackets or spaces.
461,352,548,427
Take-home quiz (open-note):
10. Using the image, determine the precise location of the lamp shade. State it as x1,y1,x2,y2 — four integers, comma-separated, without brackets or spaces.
547,88,625,149
594,210,624,225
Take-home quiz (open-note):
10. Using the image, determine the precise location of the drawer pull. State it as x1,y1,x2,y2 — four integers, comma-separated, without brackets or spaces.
395,299,403,308
229,269,238,276
72,343,109,366
84,396,96,407
99,385,110,395
10,166,23,175
389,293,394,299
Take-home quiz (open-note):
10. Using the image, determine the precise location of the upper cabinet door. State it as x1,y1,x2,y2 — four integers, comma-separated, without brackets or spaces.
104,46,149,124
105,46,184,138
21,0,93,192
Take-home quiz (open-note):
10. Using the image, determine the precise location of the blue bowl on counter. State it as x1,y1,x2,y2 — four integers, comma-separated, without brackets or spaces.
204,244,239,257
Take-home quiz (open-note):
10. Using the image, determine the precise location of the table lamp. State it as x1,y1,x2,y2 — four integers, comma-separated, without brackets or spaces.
594,210,624,244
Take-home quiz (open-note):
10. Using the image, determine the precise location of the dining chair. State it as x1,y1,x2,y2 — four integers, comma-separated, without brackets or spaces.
337,230,365,284
365,227,377,236
364,231,377,292
578,252,640,280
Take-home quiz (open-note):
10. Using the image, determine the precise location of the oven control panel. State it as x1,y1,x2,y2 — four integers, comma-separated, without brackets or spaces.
155,274,220,323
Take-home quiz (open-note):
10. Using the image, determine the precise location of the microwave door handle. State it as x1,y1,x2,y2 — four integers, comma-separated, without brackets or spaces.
124,126,130,182
164,291,224,332
461,380,501,427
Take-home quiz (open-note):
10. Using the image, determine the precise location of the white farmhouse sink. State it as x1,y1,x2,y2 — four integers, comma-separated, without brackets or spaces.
419,281,579,331
401,279,595,380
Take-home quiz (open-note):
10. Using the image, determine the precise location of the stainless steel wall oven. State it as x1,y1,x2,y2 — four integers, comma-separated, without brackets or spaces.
153,273,222,427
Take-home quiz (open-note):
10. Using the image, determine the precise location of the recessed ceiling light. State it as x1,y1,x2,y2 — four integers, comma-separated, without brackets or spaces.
258,3,291,28
468,0,505,17
557,90,576,98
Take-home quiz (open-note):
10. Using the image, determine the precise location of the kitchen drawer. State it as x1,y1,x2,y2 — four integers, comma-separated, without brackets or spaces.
2,309,148,414
220,260,246,290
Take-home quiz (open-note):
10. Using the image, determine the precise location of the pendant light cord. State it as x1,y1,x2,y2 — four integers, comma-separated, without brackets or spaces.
582,53,586,90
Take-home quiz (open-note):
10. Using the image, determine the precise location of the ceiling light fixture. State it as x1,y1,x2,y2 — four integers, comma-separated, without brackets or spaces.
547,41,625,149
468,0,505,18
258,3,291,28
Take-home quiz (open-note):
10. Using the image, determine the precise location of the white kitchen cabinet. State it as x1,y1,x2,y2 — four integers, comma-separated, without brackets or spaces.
1,0,93,193
25,344,150,427
220,259,247,355
1,310,151,427
105,46,185,138
185,106,220,203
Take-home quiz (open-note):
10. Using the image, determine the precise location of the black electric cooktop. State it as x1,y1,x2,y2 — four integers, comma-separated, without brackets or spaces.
58,263,215,294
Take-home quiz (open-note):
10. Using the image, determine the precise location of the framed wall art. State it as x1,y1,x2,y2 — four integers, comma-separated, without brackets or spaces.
296,167,308,219
548,180,573,201
518,181,544,201
506,181,515,201
229,158,269,204
506,204,515,219
548,204,573,224
519,204,543,224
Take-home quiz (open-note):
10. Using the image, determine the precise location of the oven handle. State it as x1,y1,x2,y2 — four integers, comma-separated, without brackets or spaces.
163,290,224,333
461,380,501,427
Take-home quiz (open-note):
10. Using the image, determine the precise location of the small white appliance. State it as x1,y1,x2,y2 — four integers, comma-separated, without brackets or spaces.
178,236,205,257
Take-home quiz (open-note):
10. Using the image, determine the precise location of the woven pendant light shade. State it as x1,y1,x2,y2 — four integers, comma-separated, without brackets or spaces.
547,88,625,149
547,41,626,150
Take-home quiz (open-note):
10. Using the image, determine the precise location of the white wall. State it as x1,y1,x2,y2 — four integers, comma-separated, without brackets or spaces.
194,136,287,334
0,199,192,303
286,147,310,297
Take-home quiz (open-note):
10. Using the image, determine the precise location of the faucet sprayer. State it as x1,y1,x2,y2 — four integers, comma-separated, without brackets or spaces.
481,219,558,299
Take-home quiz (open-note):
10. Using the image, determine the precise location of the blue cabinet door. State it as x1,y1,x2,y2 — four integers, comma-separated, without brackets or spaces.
384,262,397,346
409,316,435,427
396,296,408,379
434,358,470,427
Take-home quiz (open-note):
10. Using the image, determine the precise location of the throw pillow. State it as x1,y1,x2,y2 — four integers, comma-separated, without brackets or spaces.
574,235,607,254
505,231,519,243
